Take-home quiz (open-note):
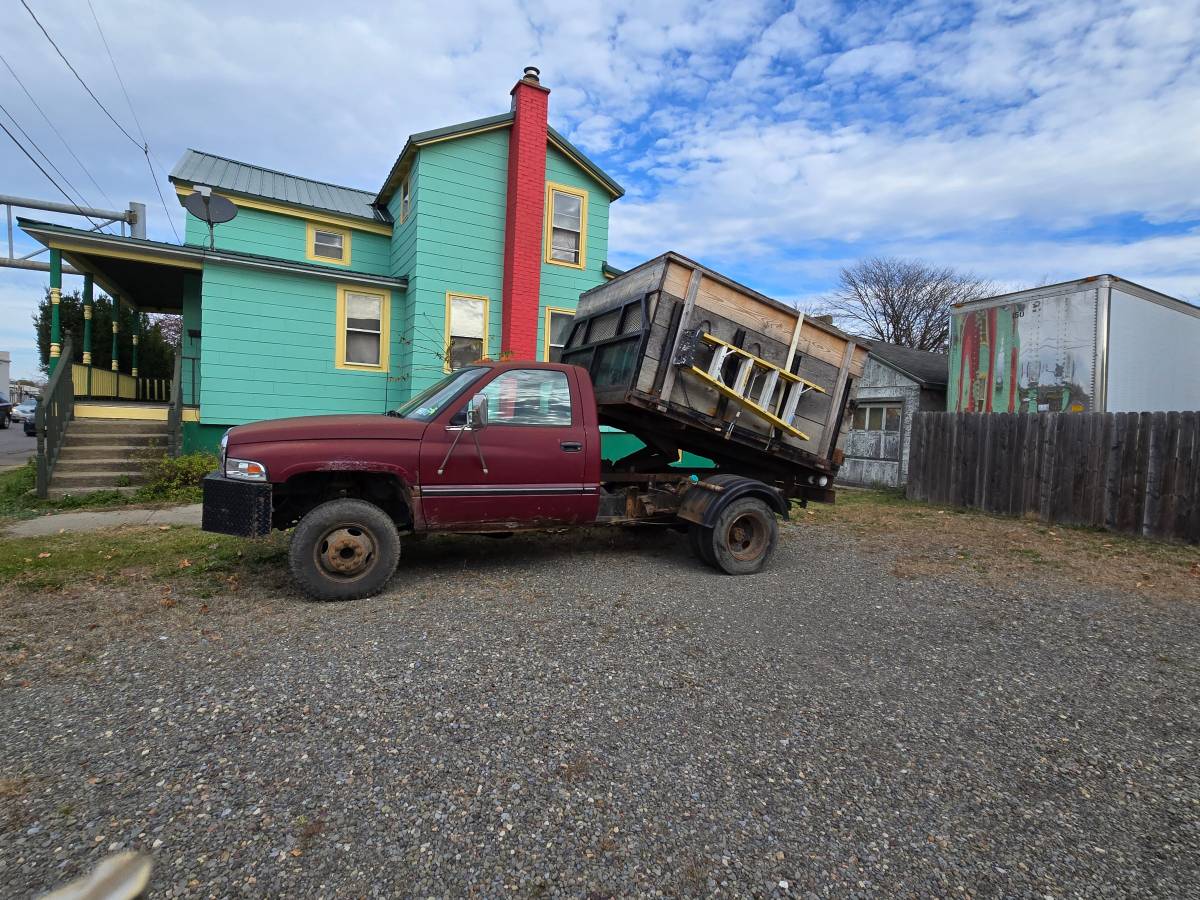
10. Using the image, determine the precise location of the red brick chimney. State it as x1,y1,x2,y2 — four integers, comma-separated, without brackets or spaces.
500,66,550,359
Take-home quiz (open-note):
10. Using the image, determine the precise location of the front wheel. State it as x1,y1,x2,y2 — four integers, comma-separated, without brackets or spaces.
0,413,8,429
699,497,779,575
288,499,400,601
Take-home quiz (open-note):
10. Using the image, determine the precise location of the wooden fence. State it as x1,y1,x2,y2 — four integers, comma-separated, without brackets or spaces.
906,411,1200,543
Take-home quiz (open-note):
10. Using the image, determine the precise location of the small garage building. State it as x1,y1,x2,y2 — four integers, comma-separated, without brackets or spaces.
840,342,947,488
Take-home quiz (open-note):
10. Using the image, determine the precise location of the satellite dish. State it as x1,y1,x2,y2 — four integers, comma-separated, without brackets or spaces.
183,187,237,248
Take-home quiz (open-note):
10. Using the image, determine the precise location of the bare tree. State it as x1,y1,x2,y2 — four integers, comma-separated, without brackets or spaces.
822,257,994,351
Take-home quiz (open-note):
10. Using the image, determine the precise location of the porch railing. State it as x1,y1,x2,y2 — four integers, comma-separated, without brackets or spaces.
71,363,171,401
36,337,76,498
166,352,183,457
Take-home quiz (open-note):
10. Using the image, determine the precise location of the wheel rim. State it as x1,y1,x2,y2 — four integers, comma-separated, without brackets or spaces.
726,512,767,562
314,523,378,581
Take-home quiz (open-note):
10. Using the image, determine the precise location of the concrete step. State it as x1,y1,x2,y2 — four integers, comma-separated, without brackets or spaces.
54,458,150,473
57,446,162,461
66,433,169,448
46,485,142,501
72,421,170,434
51,471,149,489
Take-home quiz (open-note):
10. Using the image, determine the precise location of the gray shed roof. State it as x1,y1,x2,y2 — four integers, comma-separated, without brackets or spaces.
169,150,389,224
867,341,948,388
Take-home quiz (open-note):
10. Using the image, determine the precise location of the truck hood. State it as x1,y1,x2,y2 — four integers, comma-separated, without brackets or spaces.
226,414,426,447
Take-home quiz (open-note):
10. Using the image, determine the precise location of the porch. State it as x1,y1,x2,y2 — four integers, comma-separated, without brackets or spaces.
18,218,203,496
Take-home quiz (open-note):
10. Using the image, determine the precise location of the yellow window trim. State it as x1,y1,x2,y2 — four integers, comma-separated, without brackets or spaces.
542,306,574,361
174,186,393,236
306,221,352,266
335,285,391,372
443,291,490,373
544,181,588,270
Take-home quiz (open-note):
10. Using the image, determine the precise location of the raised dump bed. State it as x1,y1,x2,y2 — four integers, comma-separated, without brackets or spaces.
561,252,868,499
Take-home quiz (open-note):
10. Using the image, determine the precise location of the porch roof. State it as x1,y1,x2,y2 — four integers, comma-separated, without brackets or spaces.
17,218,407,313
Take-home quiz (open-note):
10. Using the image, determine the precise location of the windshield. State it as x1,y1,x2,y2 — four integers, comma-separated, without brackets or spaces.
391,367,488,421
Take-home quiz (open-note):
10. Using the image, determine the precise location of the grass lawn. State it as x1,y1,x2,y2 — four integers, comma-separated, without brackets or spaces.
0,525,288,594
800,487,1200,601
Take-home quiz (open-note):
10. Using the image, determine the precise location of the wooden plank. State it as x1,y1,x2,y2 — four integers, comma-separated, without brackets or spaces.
1067,414,1088,526
1131,412,1153,535
1156,411,1181,540
658,267,704,406
1038,412,1056,522
1176,412,1199,543
1114,413,1139,534
1141,412,1168,538
819,341,856,458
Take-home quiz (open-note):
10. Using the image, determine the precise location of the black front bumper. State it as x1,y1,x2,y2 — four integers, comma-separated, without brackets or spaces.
202,473,273,537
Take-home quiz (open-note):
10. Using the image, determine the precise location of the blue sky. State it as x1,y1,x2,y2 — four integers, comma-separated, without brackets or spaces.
2,0,1198,381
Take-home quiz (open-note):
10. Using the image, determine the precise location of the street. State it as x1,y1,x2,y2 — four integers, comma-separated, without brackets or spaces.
0,418,36,469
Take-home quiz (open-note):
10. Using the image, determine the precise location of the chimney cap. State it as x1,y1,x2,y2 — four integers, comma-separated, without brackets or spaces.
522,66,541,82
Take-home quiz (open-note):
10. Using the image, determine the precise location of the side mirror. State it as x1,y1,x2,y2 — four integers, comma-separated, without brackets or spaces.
465,395,488,431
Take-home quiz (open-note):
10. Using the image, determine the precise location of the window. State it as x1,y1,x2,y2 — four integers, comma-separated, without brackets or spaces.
307,222,351,265
475,369,572,426
400,177,411,223
852,402,902,432
445,293,488,371
544,182,587,268
336,286,390,370
544,308,574,362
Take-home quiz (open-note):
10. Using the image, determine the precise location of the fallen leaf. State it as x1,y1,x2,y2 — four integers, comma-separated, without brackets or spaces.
198,603,210,615
159,598,177,609
290,848,303,857
159,525,170,531
178,559,192,569
37,552,51,559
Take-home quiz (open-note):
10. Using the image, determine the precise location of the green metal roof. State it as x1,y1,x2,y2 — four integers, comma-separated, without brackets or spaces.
170,150,390,224
375,113,625,205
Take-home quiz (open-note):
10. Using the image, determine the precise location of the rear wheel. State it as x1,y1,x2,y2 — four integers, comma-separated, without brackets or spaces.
705,497,778,575
288,499,400,601
0,413,8,429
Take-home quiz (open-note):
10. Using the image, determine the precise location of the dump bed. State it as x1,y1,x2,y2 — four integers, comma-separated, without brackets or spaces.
561,252,868,496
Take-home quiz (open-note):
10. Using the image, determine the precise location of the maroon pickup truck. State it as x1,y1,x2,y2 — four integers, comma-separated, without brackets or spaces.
203,361,792,600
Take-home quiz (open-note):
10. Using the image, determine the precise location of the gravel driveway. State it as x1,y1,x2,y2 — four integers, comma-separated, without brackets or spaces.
2,521,1197,897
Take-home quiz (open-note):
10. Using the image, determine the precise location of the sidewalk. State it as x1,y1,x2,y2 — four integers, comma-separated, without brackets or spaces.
4,504,202,538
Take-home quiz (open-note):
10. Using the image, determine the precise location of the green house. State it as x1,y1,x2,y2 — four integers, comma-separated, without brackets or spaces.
21,68,625,457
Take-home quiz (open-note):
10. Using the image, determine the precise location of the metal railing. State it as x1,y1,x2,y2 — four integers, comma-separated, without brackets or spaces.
70,363,171,402
166,352,183,457
36,337,76,498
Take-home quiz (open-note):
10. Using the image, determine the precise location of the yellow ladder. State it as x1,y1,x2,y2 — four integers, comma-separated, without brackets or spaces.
688,332,827,440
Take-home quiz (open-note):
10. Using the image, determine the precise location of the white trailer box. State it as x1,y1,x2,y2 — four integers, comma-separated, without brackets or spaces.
948,275,1200,414
0,351,10,401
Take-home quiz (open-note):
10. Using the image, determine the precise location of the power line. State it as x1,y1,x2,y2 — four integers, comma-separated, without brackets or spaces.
20,0,140,147
0,115,104,228
0,98,97,219
83,0,181,244
22,0,181,243
0,51,117,209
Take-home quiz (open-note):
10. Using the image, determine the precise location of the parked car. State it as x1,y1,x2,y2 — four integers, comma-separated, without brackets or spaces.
10,398,37,423
22,397,39,437
0,393,11,429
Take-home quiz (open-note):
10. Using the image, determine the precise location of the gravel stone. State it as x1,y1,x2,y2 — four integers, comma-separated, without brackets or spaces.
1,523,1197,896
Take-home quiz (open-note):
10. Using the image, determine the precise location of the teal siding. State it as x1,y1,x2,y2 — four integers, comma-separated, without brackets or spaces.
400,129,510,400
198,262,402,424
184,205,391,276
538,144,611,356
387,165,420,399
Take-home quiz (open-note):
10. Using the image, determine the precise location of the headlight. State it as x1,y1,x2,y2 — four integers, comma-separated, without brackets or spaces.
225,458,268,481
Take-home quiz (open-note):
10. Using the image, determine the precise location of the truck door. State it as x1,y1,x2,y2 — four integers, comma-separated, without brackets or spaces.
419,367,597,528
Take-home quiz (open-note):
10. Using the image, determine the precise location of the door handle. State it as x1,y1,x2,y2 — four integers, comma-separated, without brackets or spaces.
560,441,583,452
